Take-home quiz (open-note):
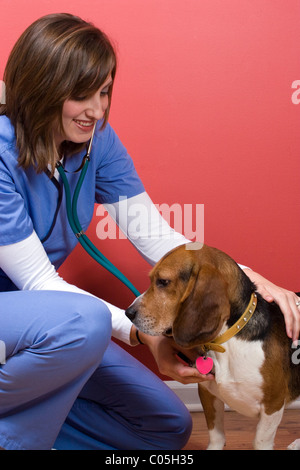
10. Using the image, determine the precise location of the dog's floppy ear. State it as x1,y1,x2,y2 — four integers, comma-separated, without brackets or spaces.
173,264,230,347
179,263,199,304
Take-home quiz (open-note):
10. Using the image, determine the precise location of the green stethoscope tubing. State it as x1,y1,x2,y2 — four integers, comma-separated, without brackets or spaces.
56,130,141,298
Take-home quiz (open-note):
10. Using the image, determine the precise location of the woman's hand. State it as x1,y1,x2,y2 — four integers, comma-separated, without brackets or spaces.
244,268,300,343
132,327,215,384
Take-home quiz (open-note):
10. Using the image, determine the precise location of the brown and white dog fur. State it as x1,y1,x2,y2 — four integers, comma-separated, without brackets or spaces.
125,242,300,450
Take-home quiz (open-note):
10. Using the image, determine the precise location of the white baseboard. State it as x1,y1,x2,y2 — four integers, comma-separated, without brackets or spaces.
165,381,300,412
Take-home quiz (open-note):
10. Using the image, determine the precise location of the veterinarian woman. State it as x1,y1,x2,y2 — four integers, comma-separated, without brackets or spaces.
0,14,299,451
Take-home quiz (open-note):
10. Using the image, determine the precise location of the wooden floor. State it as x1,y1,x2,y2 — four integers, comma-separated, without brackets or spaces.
183,409,299,450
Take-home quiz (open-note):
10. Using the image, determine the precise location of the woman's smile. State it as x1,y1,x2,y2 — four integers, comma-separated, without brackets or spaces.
73,119,95,131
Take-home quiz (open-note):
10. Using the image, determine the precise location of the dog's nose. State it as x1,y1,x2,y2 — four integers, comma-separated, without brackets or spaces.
125,305,137,322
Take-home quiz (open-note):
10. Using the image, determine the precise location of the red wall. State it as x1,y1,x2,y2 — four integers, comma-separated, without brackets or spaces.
1,1,299,376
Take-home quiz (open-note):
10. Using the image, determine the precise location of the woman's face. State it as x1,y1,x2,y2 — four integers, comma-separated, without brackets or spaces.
55,75,113,147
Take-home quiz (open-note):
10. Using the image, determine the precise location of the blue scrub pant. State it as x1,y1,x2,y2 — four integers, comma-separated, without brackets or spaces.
0,290,192,450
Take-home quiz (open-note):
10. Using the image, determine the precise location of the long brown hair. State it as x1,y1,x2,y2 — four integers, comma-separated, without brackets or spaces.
0,13,117,173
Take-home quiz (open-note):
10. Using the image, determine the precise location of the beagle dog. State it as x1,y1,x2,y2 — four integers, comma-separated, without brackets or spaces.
125,242,300,450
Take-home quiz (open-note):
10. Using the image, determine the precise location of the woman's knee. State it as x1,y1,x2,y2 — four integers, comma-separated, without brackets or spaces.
25,291,113,371
66,294,112,366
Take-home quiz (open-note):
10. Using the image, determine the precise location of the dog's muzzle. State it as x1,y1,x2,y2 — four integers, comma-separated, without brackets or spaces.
125,304,138,322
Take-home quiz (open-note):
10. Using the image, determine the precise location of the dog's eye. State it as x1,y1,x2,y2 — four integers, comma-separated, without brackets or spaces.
156,278,170,288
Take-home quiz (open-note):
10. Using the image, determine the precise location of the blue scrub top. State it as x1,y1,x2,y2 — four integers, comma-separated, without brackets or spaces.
0,115,145,291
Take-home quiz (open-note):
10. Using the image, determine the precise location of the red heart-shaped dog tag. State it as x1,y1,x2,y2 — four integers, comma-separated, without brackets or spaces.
196,356,214,375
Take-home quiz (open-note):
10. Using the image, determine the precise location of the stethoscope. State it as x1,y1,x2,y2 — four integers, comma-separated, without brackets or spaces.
55,122,140,297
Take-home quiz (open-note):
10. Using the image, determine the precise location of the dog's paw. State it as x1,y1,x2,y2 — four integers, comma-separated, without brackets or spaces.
287,439,300,450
